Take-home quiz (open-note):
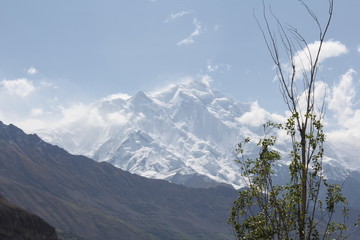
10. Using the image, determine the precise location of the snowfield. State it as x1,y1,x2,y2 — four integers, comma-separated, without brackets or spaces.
36,78,354,189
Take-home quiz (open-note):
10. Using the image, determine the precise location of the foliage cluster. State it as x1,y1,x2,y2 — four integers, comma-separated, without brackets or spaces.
229,1,358,239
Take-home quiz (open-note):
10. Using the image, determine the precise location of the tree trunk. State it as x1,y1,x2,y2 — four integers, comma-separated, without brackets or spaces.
300,129,307,240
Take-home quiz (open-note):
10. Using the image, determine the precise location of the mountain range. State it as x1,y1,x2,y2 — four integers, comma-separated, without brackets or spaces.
0,121,237,239
1,78,360,239
36,78,357,189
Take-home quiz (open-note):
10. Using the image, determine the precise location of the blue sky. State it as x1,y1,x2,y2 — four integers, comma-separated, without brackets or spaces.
0,0,359,146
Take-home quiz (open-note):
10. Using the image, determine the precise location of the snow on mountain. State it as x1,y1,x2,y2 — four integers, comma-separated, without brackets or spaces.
36,77,353,188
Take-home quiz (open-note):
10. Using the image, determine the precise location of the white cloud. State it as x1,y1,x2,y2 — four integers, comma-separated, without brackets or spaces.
293,40,348,77
54,99,132,130
328,69,356,123
236,101,284,127
296,80,328,116
59,103,106,127
325,69,360,168
103,93,131,101
30,108,44,117
207,65,218,73
106,111,128,125
16,119,51,133
200,74,213,88
206,60,231,73
327,70,360,137
214,24,220,32
149,76,195,98
14,100,131,134
358,45,360,53
165,10,193,23
27,66,38,75
0,78,35,97
40,81,57,88
177,18,202,46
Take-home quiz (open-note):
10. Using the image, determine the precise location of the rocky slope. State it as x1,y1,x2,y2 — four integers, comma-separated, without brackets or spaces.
0,121,237,240
0,196,58,240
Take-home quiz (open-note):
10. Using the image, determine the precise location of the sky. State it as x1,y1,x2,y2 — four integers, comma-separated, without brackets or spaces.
0,0,359,149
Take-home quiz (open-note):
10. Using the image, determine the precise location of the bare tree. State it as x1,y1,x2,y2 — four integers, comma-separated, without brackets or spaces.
229,1,353,239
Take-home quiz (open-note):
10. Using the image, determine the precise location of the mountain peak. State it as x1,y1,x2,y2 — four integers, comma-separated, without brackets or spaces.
132,90,152,104
177,77,212,92
150,77,216,107
0,121,42,146
34,77,352,189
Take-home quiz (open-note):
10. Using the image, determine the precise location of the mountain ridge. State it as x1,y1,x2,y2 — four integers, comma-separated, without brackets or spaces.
37,79,251,188
0,121,237,240
35,78,357,189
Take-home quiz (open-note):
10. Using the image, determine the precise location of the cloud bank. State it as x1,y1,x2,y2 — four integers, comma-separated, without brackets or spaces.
0,78,35,97
327,69,360,143
292,40,348,77
236,101,284,127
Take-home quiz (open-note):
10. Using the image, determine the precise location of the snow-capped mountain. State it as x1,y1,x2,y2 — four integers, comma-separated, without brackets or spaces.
36,78,353,188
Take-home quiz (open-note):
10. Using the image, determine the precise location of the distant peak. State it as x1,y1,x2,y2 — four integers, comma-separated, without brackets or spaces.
149,76,215,102
177,75,213,91
134,90,149,98
132,91,152,103
0,121,44,146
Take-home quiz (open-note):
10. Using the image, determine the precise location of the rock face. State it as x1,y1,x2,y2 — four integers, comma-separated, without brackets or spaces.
0,197,58,240
0,121,237,240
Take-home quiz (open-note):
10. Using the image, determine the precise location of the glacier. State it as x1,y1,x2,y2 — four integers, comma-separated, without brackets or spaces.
36,77,353,189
